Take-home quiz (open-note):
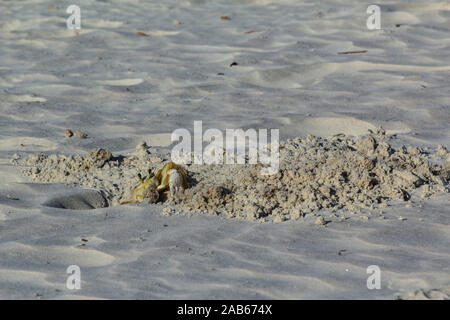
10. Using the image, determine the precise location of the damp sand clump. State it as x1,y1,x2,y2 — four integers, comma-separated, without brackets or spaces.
168,132,449,221
20,133,449,222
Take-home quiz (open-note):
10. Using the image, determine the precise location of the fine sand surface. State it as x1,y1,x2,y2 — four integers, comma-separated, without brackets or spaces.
0,0,449,299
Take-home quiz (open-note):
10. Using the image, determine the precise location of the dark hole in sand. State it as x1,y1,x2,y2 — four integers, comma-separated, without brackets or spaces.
43,190,109,210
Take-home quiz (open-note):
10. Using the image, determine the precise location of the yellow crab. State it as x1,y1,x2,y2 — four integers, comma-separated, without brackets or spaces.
119,169,160,204
120,161,188,204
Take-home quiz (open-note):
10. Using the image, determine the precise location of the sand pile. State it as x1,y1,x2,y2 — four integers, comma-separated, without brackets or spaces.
20,131,449,222
169,130,449,221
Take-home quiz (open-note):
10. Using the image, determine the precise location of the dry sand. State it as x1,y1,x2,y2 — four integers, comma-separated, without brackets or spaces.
0,0,449,299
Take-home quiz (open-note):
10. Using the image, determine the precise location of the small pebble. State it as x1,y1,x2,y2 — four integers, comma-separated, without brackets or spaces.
65,129,73,138
315,216,326,225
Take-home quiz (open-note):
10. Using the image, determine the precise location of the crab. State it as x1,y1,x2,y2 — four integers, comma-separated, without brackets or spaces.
119,169,160,205
120,161,188,204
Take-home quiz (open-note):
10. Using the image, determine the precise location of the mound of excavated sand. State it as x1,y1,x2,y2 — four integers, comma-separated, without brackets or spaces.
20,131,449,222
